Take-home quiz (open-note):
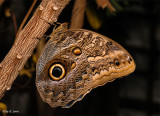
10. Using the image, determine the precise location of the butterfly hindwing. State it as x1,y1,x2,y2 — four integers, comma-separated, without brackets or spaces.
36,23,136,108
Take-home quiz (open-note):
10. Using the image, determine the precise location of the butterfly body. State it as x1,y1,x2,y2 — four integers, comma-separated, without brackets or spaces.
36,23,136,108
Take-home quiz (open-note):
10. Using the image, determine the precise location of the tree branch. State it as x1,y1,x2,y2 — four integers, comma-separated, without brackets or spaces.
70,0,86,29
0,0,70,99
0,0,5,6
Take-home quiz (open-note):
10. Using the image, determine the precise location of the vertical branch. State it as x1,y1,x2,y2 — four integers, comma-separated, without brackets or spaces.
70,0,86,29
0,0,4,6
0,0,71,99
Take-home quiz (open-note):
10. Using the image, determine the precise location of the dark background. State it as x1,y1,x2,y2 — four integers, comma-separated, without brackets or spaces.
0,0,159,116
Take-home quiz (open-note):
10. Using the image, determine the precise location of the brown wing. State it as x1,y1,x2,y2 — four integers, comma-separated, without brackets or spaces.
36,28,136,108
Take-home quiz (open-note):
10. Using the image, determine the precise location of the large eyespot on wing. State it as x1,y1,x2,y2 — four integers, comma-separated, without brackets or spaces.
49,63,65,81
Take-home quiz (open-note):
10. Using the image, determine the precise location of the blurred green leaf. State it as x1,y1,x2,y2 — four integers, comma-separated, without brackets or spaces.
86,5,103,30
0,102,7,116
110,0,123,11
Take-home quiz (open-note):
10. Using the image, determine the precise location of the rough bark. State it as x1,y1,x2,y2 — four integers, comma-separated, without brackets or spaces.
0,0,70,99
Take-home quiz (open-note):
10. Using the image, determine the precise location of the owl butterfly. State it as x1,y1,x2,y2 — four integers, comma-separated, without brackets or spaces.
36,23,136,108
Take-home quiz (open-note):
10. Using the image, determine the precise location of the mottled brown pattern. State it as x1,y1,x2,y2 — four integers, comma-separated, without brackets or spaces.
36,23,136,108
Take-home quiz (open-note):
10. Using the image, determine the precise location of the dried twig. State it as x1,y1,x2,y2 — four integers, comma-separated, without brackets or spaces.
0,0,71,99
15,0,37,40
11,12,18,35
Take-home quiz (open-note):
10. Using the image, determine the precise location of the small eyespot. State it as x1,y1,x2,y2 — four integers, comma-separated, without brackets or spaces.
49,63,65,81
72,47,82,55
114,60,120,66
71,62,76,69
129,57,132,61
127,57,132,64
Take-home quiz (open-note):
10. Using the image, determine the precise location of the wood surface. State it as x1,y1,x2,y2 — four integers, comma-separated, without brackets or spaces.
0,0,70,99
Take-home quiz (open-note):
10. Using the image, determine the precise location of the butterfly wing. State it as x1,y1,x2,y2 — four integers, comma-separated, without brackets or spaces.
36,29,136,108
70,29,136,89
